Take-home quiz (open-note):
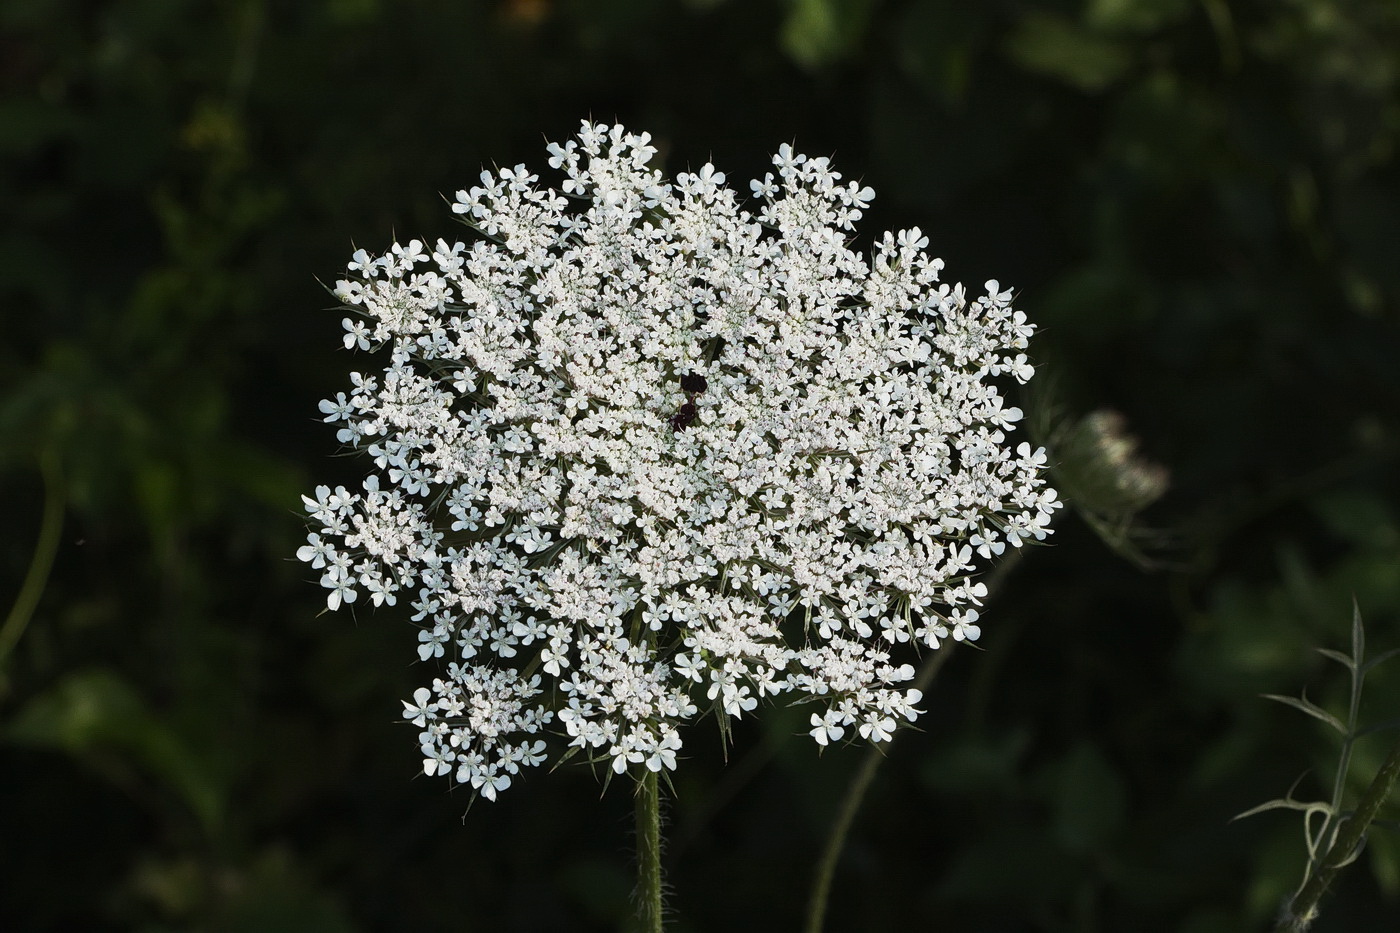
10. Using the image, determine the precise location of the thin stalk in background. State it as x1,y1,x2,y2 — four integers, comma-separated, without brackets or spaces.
804,551,1024,933
0,450,65,668
804,644,955,933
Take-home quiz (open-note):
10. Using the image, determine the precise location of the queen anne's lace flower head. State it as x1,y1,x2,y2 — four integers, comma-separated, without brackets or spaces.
300,121,1059,800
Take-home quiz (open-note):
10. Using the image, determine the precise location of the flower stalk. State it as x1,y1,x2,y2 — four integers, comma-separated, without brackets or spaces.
635,770,664,933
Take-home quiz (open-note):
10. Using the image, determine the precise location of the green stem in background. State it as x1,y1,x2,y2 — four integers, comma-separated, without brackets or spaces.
804,646,955,933
0,451,65,668
1199,0,1241,73
634,768,664,933
1277,732,1400,932
804,551,1024,933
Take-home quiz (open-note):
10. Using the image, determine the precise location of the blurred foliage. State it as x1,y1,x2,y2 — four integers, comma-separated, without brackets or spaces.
2,0,1399,930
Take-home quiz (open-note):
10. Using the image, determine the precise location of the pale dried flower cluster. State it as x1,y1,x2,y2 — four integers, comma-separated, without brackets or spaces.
299,122,1059,800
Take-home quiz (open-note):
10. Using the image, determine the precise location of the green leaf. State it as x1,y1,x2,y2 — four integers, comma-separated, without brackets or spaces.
1051,743,1126,854
1369,829,1400,897
1315,647,1356,672
1084,0,1192,34
1356,718,1400,739
780,0,874,70
1362,647,1400,677
217,849,356,933
1002,12,1133,92
1232,797,1330,822
3,668,223,834
557,856,631,926
550,743,584,772
1261,692,1347,735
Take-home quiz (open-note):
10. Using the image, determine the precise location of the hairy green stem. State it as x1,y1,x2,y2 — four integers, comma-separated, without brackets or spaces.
0,451,65,667
1277,733,1400,932
634,769,664,933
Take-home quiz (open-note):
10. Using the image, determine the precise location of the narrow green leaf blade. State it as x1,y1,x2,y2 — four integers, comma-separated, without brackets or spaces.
1352,599,1366,664
1356,718,1400,739
1315,647,1356,671
1232,797,1328,822
1362,647,1400,677
1262,693,1347,734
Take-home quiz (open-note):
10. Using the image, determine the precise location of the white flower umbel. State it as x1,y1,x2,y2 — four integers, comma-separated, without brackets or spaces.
300,121,1059,801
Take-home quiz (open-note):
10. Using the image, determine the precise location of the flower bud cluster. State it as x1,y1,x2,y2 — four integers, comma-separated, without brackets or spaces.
300,122,1059,799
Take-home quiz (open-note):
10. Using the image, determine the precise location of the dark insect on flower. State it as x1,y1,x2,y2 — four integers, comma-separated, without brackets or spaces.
680,372,708,394
669,400,698,432
670,371,708,431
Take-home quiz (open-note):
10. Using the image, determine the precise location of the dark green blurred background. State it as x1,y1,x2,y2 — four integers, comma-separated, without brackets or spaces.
3,1,1399,930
